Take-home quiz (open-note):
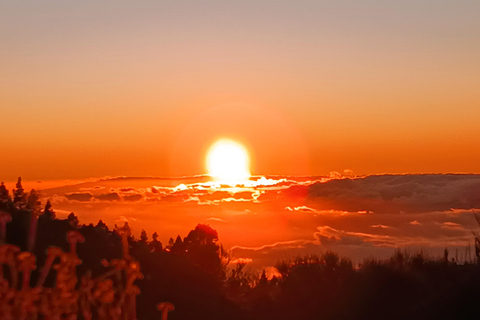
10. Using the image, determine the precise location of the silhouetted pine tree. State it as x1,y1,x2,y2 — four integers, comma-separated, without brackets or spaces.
0,182,12,210
140,229,148,244
171,235,184,254
12,177,27,210
42,199,55,220
67,212,79,228
26,189,41,214
96,219,108,230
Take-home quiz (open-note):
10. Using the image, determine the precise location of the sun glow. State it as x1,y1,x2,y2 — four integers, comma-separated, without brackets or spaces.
207,139,251,184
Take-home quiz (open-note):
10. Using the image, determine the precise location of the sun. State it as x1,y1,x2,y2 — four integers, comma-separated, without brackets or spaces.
206,139,251,184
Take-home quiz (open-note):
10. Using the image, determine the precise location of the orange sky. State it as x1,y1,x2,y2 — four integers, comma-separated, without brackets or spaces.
1,1,480,181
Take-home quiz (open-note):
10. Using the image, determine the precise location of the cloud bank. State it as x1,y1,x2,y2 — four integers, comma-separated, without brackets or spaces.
39,174,480,271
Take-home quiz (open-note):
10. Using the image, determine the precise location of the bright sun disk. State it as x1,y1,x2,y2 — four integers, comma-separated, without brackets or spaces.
207,139,251,184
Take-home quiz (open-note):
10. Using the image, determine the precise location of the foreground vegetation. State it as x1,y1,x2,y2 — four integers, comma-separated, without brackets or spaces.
1,178,480,319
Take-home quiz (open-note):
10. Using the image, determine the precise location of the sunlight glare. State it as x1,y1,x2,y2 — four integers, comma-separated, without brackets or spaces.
207,139,251,184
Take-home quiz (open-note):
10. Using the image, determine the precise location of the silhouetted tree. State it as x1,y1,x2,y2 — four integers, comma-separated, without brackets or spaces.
148,232,163,252
248,269,274,319
184,224,218,246
140,229,148,244
12,177,27,209
26,189,41,214
42,199,55,220
26,189,41,251
166,237,174,251
324,251,340,272
68,212,79,228
96,219,108,230
171,235,184,254
0,182,12,210
259,269,268,285
225,262,256,297
182,224,227,280
473,213,480,264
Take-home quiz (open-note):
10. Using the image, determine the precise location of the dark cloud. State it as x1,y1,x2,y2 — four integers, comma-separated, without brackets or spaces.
306,174,480,213
79,186,105,191
283,185,309,200
65,192,93,202
95,193,121,201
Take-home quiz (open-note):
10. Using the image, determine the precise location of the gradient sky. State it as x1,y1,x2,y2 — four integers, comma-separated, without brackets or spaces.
1,0,480,181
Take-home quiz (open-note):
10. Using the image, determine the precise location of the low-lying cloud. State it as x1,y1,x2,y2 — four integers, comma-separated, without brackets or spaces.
40,174,480,271
307,174,480,213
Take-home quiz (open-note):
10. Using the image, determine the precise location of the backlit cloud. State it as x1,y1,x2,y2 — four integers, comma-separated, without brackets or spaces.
206,217,228,223
371,224,391,229
440,222,464,230
36,174,480,272
230,258,253,265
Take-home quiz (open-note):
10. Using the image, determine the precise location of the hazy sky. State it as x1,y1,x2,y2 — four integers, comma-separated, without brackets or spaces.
1,1,479,181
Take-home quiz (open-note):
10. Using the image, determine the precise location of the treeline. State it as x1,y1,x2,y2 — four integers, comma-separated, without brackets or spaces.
2,178,480,319
235,251,480,320
0,178,242,320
